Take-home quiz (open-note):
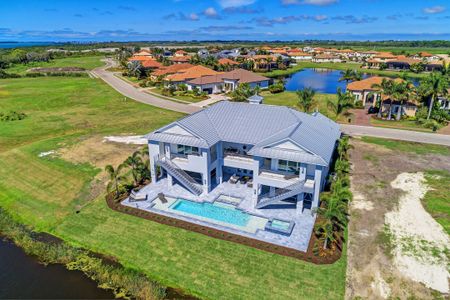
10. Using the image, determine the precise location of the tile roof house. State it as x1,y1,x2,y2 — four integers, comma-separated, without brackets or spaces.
218,58,240,66
151,63,194,78
170,56,191,64
186,69,270,94
346,77,416,117
165,65,219,84
174,50,188,57
141,59,163,69
146,101,341,212
312,54,342,63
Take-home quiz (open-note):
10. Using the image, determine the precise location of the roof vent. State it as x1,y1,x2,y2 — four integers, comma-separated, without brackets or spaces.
248,94,264,105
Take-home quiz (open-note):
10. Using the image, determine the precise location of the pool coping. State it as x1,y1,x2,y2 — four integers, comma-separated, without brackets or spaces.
106,192,343,264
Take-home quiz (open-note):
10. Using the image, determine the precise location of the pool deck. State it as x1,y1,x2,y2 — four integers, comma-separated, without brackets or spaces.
122,178,316,252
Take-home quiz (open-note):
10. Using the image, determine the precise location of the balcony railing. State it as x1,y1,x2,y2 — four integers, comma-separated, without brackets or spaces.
259,168,299,181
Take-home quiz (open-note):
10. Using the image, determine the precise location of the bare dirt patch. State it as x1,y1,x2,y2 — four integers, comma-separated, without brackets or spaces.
59,136,142,204
345,138,450,299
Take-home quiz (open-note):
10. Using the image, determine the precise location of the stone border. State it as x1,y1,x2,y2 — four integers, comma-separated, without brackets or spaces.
106,193,342,264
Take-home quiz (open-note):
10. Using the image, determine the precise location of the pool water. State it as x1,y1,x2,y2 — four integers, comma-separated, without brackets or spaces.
271,219,290,231
170,199,251,227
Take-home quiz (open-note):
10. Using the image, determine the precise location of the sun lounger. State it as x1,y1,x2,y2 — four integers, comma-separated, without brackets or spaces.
158,193,168,204
129,191,147,202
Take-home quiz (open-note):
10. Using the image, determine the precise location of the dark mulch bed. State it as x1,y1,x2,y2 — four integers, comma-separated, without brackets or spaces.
106,192,342,264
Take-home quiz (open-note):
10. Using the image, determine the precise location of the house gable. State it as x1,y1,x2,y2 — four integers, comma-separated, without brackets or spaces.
161,124,195,137
267,140,313,155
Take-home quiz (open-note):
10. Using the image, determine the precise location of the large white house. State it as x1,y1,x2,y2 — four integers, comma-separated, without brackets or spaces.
146,101,341,212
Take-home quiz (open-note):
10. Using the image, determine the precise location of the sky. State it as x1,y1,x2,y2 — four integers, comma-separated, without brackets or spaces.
0,0,449,42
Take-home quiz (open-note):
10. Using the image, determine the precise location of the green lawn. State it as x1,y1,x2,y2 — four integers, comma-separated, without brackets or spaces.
423,170,450,235
150,87,207,103
0,76,347,299
360,136,450,156
369,118,433,133
263,62,427,79
6,55,105,75
262,91,339,120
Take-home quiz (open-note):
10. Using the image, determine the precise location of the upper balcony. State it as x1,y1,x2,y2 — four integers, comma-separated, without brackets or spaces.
223,150,255,170
258,168,315,192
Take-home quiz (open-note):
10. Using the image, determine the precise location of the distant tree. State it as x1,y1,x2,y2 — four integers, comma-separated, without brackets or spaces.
420,72,448,120
230,83,253,102
127,61,142,78
327,88,355,119
296,87,316,113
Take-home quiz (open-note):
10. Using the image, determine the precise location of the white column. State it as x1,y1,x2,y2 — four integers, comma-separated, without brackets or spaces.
312,166,323,210
297,193,304,213
216,143,223,184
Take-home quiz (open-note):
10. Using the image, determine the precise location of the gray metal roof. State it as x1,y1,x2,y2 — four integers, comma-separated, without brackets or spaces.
147,101,341,166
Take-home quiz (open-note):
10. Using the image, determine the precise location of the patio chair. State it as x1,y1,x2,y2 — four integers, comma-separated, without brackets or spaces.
229,174,239,184
247,178,253,188
158,193,168,204
129,191,147,202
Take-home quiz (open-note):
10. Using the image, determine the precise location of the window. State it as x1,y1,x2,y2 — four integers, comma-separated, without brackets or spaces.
278,160,300,174
177,145,199,155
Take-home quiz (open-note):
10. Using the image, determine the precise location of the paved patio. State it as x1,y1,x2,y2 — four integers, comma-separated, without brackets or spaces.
122,178,316,252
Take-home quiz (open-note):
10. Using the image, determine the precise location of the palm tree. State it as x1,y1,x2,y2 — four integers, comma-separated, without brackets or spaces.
337,136,353,160
315,195,348,249
105,164,125,199
334,159,350,176
392,80,415,121
420,72,448,120
338,69,355,84
327,88,355,119
296,87,316,113
371,78,395,119
124,151,144,186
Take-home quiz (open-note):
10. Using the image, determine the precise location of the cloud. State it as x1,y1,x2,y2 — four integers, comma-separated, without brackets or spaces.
223,5,262,14
73,14,84,18
203,7,221,19
423,6,446,14
332,15,377,24
250,14,328,26
217,0,255,8
197,25,253,32
281,0,337,6
164,12,199,21
117,5,136,11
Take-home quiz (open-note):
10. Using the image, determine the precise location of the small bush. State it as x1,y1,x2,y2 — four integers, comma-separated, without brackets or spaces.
0,111,27,122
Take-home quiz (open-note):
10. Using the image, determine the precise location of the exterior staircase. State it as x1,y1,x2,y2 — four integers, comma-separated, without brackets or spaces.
156,156,203,196
256,180,306,209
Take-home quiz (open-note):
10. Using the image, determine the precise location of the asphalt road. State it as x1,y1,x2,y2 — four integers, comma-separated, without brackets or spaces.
92,59,201,114
93,60,450,147
341,124,450,146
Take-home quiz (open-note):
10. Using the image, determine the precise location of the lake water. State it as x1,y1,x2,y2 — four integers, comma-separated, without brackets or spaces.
0,238,114,299
282,68,371,93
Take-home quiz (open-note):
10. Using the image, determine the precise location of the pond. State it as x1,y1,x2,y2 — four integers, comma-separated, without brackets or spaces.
281,68,371,93
0,238,114,299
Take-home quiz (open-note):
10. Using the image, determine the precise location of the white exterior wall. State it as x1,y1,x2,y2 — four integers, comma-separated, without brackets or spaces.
148,139,330,210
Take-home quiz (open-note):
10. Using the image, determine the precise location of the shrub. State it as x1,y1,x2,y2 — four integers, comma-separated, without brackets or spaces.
0,111,27,122
269,82,285,94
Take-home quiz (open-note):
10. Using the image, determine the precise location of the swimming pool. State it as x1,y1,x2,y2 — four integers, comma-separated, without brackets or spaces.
170,199,251,227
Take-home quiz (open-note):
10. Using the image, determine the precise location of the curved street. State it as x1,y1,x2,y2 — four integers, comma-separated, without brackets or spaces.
93,59,450,147
92,59,201,114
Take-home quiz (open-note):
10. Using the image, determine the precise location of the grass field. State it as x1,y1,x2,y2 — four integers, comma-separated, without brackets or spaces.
0,76,347,299
261,91,340,120
423,170,450,235
6,55,105,75
264,62,427,79
360,136,450,156
369,118,434,133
